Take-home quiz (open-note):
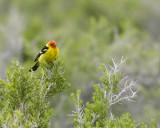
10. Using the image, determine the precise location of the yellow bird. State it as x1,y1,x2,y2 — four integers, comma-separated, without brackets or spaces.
29,40,59,72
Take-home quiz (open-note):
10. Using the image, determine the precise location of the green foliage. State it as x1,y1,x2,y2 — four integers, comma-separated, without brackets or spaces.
40,59,70,96
0,59,156,127
71,61,155,128
0,60,70,127
105,113,136,128
71,90,83,127
100,63,120,94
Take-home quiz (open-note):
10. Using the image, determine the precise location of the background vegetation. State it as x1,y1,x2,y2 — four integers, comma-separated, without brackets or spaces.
0,0,160,127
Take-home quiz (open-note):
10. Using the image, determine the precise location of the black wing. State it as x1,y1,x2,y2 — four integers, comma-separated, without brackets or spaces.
34,45,49,62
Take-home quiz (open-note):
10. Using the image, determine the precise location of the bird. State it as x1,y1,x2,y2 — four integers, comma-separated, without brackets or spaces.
29,40,59,72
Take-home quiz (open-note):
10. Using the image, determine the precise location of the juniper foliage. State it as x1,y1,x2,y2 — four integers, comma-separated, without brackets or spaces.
71,59,155,128
0,60,70,127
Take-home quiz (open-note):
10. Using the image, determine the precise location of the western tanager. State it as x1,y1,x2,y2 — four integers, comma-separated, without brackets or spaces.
29,40,59,72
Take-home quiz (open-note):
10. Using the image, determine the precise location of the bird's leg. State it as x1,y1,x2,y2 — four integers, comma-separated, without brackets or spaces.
51,62,56,67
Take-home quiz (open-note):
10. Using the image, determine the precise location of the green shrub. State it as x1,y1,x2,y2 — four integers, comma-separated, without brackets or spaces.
71,58,155,128
0,60,70,127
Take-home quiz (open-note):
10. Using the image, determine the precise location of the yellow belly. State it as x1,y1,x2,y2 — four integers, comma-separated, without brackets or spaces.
38,48,59,63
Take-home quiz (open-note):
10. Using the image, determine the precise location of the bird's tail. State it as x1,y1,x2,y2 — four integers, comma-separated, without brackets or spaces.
29,62,39,72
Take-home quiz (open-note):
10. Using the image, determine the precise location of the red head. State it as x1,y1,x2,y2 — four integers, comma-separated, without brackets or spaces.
47,40,57,48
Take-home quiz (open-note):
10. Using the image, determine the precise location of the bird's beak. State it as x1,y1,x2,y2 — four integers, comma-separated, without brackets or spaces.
53,44,57,46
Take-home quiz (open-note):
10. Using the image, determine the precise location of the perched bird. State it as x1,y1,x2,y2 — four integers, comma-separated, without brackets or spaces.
29,40,59,72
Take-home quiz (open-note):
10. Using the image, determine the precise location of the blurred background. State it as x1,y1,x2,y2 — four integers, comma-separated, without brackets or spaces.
0,0,160,127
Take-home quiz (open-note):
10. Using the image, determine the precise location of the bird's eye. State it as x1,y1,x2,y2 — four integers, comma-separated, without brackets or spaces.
50,44,56,46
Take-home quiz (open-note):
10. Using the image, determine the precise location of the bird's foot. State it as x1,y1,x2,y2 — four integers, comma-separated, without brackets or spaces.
51,62,56,67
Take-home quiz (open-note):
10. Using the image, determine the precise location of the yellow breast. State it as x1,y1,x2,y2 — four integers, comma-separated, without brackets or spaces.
39,47,59,63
